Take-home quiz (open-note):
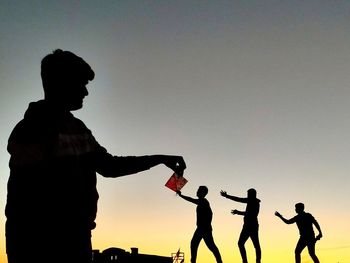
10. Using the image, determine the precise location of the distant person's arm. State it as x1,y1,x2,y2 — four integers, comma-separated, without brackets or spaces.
313,218,323,240
274,211,295,224
231,209,245,216
176,191,199,205
220,190,247,203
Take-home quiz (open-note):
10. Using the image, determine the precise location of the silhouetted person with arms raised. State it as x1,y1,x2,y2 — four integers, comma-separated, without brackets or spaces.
221,189,261,263
176,186,223,263
5,49,186,263
275,203,322,263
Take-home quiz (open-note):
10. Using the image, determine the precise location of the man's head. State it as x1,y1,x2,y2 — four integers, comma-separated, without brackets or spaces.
247,188,257,199
196,186,208,198
41,49,95,111
295,203,305,214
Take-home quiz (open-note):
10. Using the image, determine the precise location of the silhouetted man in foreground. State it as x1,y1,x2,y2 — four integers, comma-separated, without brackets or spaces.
221,189,261,263
177,186,223,263
5,49,186,263
275,203,322,263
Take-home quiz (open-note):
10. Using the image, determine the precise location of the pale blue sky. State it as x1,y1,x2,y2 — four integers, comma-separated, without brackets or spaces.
1,1,350,262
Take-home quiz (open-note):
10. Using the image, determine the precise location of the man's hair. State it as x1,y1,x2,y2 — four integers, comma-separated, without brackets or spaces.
41,49,94,91
295,203,305,211
247,188,257,199
198,186,208,196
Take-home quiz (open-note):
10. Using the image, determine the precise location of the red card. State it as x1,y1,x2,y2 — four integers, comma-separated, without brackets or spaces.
165,173,188,192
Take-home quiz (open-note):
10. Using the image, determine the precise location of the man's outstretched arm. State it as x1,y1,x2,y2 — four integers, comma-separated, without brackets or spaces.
96,151,186,177
275,211,295,224
231,209,245,216
220,190,247,203
313,218,323,240
176,191,199,205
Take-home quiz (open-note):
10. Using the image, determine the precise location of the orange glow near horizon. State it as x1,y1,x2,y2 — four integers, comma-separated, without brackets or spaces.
87,209,350,263
1,194,349,262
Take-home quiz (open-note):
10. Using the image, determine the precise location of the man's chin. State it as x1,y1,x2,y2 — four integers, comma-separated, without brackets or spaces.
69,102,83,111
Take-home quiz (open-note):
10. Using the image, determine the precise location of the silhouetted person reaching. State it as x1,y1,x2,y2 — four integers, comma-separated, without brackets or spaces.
177,186,223,263
275,203,322,263
221,189,261,263
5,49,186,263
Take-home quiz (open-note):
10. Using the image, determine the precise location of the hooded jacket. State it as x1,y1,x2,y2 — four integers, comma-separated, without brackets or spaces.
6,100,154,236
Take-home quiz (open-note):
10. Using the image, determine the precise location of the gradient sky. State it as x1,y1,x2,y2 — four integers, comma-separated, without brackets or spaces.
1,1,350,262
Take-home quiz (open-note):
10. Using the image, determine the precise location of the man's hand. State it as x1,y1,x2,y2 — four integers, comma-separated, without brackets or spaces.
176,190,182,196
163,155,186,176
220,190,228,198
275,211,282,217
316,233,322,241
231,209,238,215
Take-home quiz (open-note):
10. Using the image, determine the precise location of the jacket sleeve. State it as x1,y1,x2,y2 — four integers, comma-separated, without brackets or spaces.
96,152,151,177
81,122,164,177
93,146,162,178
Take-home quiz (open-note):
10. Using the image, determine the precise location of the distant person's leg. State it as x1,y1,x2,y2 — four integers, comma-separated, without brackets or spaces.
295,238,307,263
238,227,250,263
307,240,320,263
250,228,261,263
190,228,202,263
203,231,223,263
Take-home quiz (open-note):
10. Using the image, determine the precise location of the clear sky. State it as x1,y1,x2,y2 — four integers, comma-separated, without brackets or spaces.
1,1,350,262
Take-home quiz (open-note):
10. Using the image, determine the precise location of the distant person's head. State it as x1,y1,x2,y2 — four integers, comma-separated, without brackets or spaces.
295,203,305,214
41,49,95,111
247,188,257,200
197,186,208,198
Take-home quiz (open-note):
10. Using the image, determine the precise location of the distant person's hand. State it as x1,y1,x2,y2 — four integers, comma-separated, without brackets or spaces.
275,211,281,217
316,233,322,241
176,190,182,196
231,209,238,215
220,190,227,198
163,155,186,176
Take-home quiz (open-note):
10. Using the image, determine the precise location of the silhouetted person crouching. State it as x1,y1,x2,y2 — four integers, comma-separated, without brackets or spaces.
5,49,186,263
221,189,261,263
177,186,223,263
275,203,322,263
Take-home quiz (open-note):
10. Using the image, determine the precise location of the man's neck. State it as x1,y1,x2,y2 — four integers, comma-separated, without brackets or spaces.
43,98,70,113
